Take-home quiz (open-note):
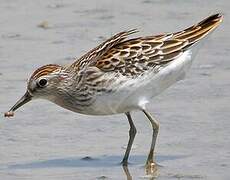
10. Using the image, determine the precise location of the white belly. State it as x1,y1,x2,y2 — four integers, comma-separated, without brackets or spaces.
85,50,193,115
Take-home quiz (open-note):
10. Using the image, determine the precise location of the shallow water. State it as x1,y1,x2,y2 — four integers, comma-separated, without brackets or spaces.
0,0,230,179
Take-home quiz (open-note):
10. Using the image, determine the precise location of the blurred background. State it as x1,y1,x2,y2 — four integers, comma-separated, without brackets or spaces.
0,0,229,179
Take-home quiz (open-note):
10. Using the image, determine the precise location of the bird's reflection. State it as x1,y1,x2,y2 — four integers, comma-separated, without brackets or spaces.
123,165,132,180
122,163,158,180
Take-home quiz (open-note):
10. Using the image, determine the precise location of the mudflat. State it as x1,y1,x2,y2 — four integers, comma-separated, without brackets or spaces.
0,0,229,179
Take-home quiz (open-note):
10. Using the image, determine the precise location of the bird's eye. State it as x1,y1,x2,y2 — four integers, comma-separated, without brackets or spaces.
37,78,48,87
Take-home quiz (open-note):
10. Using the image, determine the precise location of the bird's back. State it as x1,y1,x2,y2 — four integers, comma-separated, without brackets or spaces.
63,14,223,115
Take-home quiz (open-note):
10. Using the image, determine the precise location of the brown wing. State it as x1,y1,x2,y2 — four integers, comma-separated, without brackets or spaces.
67,29,138,71
173,13,223,43
93,13,223,76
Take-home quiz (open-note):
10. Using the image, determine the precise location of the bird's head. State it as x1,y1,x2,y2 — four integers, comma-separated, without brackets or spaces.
4,64,66,117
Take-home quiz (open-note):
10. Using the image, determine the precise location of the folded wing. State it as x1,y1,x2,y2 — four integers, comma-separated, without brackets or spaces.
68,13,223,77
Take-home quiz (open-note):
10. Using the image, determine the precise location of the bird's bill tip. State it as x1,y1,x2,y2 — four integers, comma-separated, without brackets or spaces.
4,91,32,118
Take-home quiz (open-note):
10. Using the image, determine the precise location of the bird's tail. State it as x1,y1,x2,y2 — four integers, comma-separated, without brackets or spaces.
173,13,223,46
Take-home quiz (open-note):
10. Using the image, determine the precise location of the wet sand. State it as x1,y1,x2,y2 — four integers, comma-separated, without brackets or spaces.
0,0,230,179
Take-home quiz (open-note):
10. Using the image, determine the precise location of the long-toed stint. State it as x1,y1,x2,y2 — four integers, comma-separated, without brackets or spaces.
5,14,223,168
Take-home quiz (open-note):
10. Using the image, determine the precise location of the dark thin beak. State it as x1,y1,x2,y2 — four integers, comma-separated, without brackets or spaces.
9,91,32,112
